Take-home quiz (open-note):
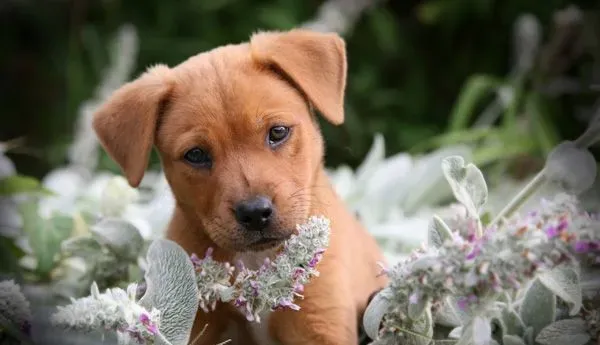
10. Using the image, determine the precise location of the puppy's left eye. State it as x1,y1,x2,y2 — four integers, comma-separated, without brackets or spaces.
267,126,290,147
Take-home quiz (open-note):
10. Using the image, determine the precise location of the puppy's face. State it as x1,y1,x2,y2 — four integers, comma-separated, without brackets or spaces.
92,30,347,252
157,57,325,251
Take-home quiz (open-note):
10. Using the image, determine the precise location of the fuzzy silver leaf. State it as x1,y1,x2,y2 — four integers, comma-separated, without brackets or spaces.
441,156,488,217
535,318,591,345
537,266,582,316
520,279,556,338
91,218,144,261
503,334,527,345
427,215,454,248
362,288,393,340
544,141,597,194
139,239,198,345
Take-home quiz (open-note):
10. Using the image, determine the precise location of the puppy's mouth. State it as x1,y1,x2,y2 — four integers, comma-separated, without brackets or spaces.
247,234,289,250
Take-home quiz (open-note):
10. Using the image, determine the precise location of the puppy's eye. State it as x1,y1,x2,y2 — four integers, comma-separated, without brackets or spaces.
183,148,212,168
267,126,290,147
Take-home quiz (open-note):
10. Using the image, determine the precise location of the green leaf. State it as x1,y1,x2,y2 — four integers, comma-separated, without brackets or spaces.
0,175,53,196
520,279,556,338
61,236,103,257
363,288,393,340
410,127,497,153
428,215,454,248
503,334,527,345
19,201,73,276
448,75,502,132
480,211,492,226
526,92,561,155
538,266,582,316
0,235,26,276
139,239,199,345
535,318,591,345
368,8,401,55
441,156,488,217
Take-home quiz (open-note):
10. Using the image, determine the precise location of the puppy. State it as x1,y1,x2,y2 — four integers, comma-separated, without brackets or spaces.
92,29,389,345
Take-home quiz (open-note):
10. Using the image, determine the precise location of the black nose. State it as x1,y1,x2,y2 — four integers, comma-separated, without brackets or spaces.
234,196,274,231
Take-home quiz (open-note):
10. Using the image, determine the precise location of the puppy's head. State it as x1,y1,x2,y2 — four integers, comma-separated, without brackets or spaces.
92,29,346,252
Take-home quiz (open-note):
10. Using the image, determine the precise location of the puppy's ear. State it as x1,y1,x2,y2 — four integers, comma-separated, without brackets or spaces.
92,64,174,187
250,29,347,125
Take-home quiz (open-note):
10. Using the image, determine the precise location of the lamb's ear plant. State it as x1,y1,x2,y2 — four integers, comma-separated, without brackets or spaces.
50,216,331,344
0,279,33,345
51,238,198,345
55,215,147,297
363,107,600,345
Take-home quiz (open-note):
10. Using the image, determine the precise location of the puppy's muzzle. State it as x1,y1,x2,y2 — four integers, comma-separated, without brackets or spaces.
234,195,274,232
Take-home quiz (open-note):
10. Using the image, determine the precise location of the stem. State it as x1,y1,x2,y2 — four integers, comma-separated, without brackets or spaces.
489,168,548,227
475,218,483,239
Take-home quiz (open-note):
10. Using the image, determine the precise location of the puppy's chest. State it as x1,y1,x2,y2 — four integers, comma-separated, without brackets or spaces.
226,250,281,345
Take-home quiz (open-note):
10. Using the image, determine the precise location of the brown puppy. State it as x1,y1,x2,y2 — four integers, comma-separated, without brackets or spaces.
92,29,389,345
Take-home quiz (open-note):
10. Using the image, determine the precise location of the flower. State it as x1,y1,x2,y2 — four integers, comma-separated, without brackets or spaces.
191,215,331,323
371,193,600,343
51,282,161,344
0,280,32,337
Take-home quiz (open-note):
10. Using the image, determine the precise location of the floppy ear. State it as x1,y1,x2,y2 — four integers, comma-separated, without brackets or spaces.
250,29,347,125
92,64,174,187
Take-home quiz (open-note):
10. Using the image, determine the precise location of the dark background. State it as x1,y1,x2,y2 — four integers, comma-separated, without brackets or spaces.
1,0,599,180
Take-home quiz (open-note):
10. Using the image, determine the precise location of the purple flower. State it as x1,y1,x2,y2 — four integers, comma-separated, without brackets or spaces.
574,241,591,253
278,299,301,311
457,297,468,311
139,313,158,335
293,267,305,280
234,296,247,307
557,218,569,231
250,281,260,296
205,247,214,259
308,254,322,268
545,225,560,238
408,291,419,304
190,253,202,267
466,246,481,260
139,313,150,324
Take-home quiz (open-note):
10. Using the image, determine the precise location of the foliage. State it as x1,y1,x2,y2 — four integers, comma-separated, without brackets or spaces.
49,216,330,344
362,112,600,345
2,1,599,177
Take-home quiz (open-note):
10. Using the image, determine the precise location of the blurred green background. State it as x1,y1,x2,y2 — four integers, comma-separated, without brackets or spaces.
1,0,599,180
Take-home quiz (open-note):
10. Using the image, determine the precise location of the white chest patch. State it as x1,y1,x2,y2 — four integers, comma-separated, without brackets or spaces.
231,250,281,345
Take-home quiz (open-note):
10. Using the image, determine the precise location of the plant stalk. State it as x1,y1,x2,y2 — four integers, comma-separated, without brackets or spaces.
489,168,547,227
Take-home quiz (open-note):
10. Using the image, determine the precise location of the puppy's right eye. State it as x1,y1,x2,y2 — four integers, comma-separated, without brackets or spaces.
183,148,212,168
